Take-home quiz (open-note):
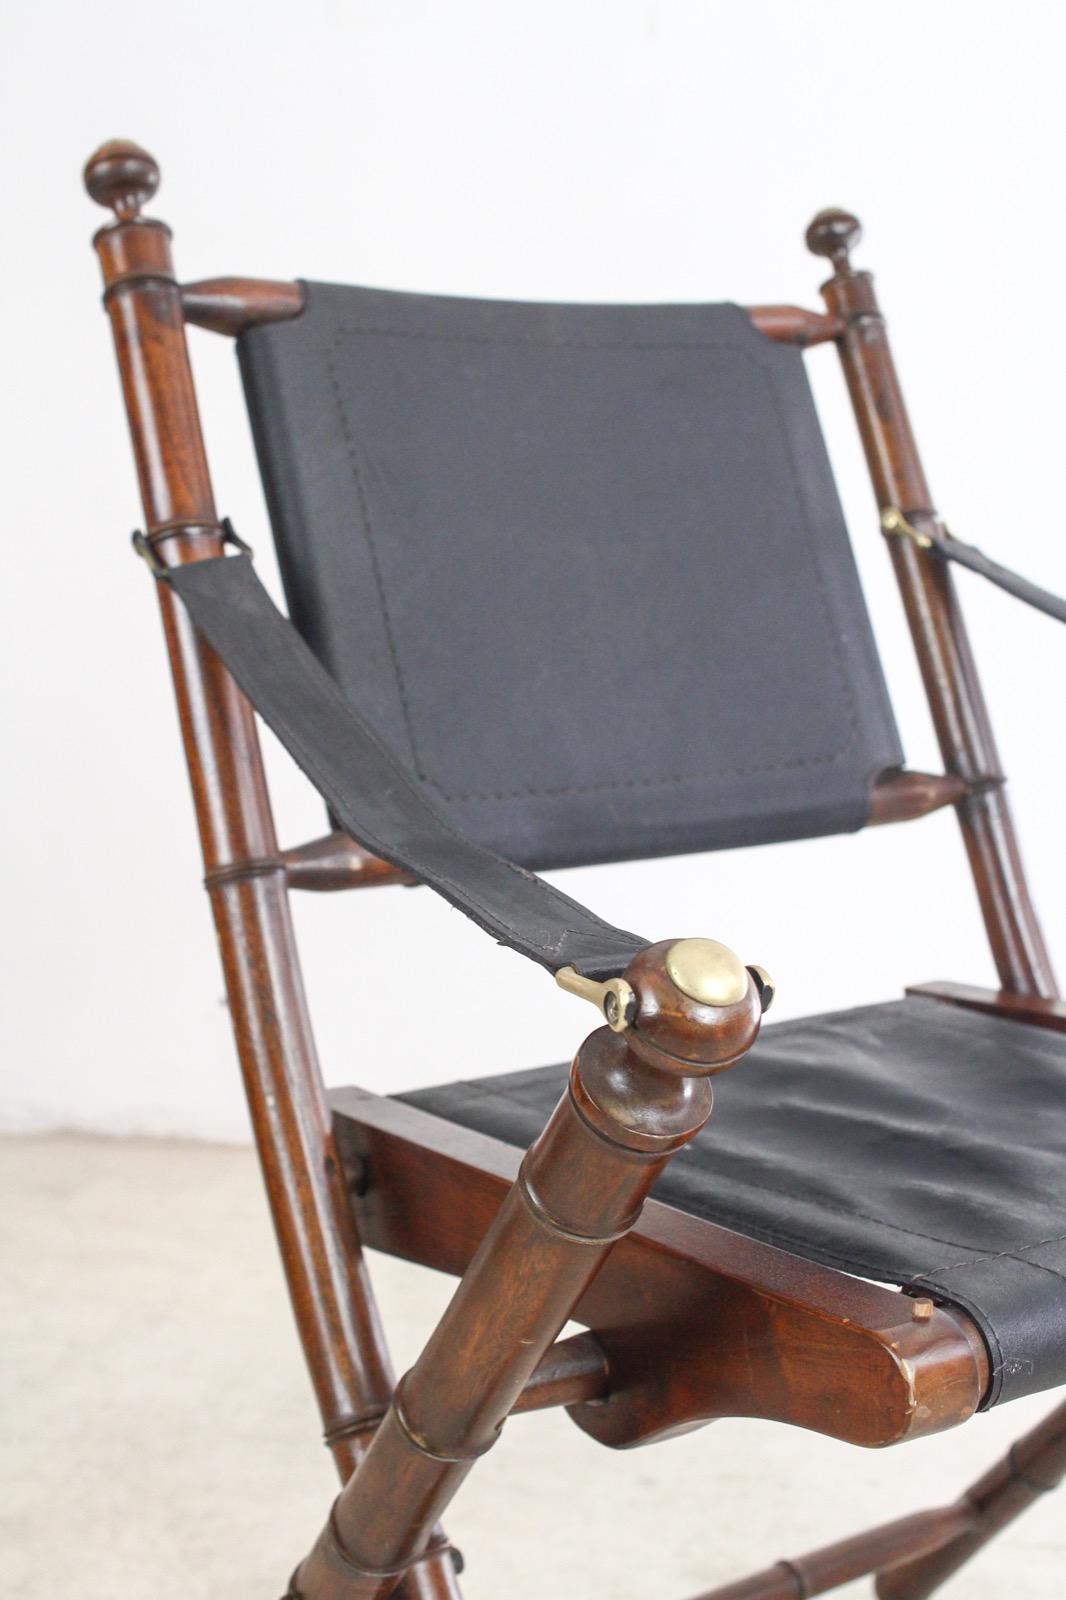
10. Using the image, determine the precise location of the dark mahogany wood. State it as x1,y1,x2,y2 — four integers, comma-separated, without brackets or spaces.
176,280,834,348
510,1331,609,1415
292,952,766,1598
868,769,970,826
83,138,1059,1600
876,1396,1066,1599
331,1090,988,1452
808,209,1056,1000
283,831,416,892
908,980,1066,1033
746,304,845,346
690,1504,975,1600
181,276,304,334
84,140,460,1600
688,210,1066,1600
281,775,965,893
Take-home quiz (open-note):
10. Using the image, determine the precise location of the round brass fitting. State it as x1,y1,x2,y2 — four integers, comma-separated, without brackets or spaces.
664,938,748,1008
624,939,764,1075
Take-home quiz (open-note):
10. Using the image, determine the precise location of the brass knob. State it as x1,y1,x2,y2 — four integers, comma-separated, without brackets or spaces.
557,938,773,1071
664,938,748,1007
624,939,766,1074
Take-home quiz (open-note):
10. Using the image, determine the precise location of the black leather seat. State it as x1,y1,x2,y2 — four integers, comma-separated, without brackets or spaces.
399,996,1066,1406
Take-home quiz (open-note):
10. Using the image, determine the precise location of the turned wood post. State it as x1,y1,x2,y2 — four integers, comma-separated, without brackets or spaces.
688,1504,976,1600
290,939,768,1599
875,1394,1066,1599
83,141,460,1600
807,209,1056,998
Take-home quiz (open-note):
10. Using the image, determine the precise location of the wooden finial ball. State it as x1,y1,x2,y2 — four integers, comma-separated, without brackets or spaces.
83,140,160,220
805,207,862,270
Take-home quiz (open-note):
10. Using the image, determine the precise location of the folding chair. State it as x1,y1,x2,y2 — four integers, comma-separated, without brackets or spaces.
83,139,1066,1599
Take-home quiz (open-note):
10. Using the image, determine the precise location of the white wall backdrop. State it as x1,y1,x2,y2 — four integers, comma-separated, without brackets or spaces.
3,1,1064,1139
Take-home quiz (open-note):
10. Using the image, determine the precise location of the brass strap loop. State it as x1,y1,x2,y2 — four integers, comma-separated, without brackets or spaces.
132,516,252,577
880,505,936,549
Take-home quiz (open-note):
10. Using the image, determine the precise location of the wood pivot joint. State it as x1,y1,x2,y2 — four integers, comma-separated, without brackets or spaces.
291,940,765,1598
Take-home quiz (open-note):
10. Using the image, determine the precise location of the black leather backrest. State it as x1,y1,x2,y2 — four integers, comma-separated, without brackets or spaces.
238,285,902,871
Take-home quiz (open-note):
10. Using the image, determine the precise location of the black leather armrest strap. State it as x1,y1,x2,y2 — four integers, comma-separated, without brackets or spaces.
163,552,646,979
936,529,1066,624
887,509,1066,625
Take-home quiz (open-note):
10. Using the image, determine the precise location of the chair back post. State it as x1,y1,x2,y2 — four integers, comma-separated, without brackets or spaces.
82,145,461,1596
808,210,1056,998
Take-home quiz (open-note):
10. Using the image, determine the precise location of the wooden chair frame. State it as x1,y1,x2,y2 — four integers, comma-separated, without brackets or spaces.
83,141,1065,1599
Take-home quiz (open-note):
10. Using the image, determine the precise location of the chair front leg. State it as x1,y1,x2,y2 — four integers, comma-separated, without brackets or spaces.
288,939,768,1599
875,1394,1066,1599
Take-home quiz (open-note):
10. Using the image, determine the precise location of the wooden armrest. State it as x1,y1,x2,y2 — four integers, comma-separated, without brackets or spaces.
331,1089,988,1453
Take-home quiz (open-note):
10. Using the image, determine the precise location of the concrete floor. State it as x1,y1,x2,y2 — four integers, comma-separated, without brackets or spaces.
3,1134,1063,1599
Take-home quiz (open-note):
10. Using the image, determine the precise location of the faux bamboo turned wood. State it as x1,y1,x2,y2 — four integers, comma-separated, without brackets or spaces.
181,276,304,334
85,144,1059,1600
907,980,1066,1032
867,769,970,826
807,209,1056,999
746,304,845,346
83,141,459,1600
175,279,833,348
689,1503,976,1600
292,945,765,1598
283,831,416,891
509,1331,609,1414
332,1090,988,1450
277,771,964,895
173,254,1048,981
247,769,965,906
876,1395,1066,1599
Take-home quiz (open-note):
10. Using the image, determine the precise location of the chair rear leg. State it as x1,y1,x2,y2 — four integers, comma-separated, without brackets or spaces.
875,1396,1066,1598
